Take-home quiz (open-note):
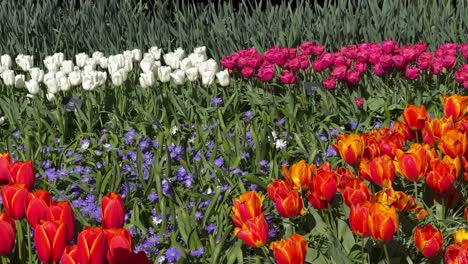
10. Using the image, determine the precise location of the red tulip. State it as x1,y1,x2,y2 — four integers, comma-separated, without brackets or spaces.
368,202,398,242
279,70,297,84
311,170,337,204
104,228,134,264
1,183,29,219
0,217,15,256
26,191,50,228
102,193,125,229
61,245,79,264
394,143,429,181
444,94,468,121
48,201,76,242
34,220,68,263
413,224,444,258
0,153,11,185
349,201,370,237
281,160,315,191
234,214,268,248
267,180,305,218
402,105,428,131
445,243,468,264
0,212,15,232
426,156,460,194
269,234,308,264
341,178,370,208
231,191,264,227
77,226,109,264
439,129,467,158
9,160,35,191
333,133,365,166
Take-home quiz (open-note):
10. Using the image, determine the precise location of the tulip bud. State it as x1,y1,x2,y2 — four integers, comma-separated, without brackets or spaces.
77,226,108,264
413,224,444,258
269,234,308,264
216,69,230,87
185,67,199,82
35,221,68,263
1,70,14,86
157,66,171,82
139,72,155,88
170,69,186,85
201,71,215,86
1,183,29,219
29,67,44,82
102,193,125,229
0,217,15,256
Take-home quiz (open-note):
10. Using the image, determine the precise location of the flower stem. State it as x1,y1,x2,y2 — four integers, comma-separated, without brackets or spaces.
383,243,390,264
1,257,8,264
16,220,23,261
361,237,366,264
261,246,273,264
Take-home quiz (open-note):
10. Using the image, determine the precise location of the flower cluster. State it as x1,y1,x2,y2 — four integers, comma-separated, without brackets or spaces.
455,64,468,88
221,40,468,89
0,153,151,263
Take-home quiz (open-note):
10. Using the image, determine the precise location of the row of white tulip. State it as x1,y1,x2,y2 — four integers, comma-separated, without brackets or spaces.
0,46,229,100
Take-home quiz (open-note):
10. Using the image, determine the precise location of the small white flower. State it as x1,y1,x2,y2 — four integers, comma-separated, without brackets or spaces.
152,216,162,225
271,131,278,141
103,143,112,150
171,125,178,135
206,187,213,195
275,138,287,150
81,141,90,150
0,116,5,125
158,256,166,264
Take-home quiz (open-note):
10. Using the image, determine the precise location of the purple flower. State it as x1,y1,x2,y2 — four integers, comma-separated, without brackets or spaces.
12,130,21,139
213,157,224,168
165,247,182,263
241,151,250,159
205,223,217,234
195,211,203,221
276,118,285,126
350,120,358,130
148,192,159,202
325,145,337,157
268,227,276,238
190,247,205,257
210,97,223,106
243,110,253,122
162,180,171,196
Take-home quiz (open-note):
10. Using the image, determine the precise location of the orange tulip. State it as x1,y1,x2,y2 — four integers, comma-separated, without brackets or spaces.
413,224,444,258
369,155,395,187
104,228,134,264
394,144,429,181
269,234,308,264
445,243,468,264
427,117,454,141
48,201,76,242
349,201,370,237
231,191,264,227
308,170,337,209
341,178,370,208
368,202,398,242
454,229,468,245
402,104,429,131
1,183,29,219
439,129,467,158
393,120,416,142
9,160,35,191
335,167,355,190
333,133,365,165
379,134,404,158
34,220,68,263
0,153,11,185
443,94,468,121
267,180,305,218
26,190,51,229
102,192,125,229
282,160,316,191
0,216,15,256
362,135,380,159
234,214,268,248
61,245,79,264
77,226,109,264
426,156,460,194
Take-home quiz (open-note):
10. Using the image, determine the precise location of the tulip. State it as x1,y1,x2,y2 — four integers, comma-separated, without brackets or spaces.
149,46,162,60
26,191,51,228
111,71,125,86
333,133,365,165
413,224,444,258
443,95,468,121
465,207,468,225
267,180,305,218
104,228,134,264
48,201,76,242
59,76,71,92
77,226,108,264
61,245,79,264
439,129,467,158
0,54,12,68
131,49,142,62
241,67,254,78
163,52,180,69
394,143,429,181
1,183,29,219
257,66,275,82
323,77,336,90
269,234,307,264
185,67,199,82
234,214,268,248
216,69,230,87
198,59,218,75
0,153,11,185
179,57,192,71
201,71,215,86
25,80,40,95
367,202,398,242
9,160,35,191
426,156,460,194
75,53,89,68
231,191,264,227
454,229,468,245
188,53,206,67
35,220,68,263
369,155,395,187
349,201,370,237
402,105,428,131
445,243,468,264
139,72,155,88
45,77,59,94
341,178,370,208
29,67,44,82
16,55,34,71
1,70,14,86
69,70,82,86
310,170,337,204
405,66,420,80
102,192,125,229
279,70,297,84
0,217,15,256
281,160,315,191
157,66,171,82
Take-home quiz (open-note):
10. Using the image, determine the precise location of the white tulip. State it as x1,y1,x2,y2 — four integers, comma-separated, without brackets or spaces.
143,53,155,61
82,72,98,91
55,71,66,80
86,58,98,70
123,50,133,60
92,51,104,60
29,67,44,82
14,74,25,89
124,58,133,72
109,54,125,68
97,71,107,86
173,48,185,60
46,92,55,101
75,53,89,68
193,46,207,59
45,78,59,94
44,56,59,72
163,52,180,69
83,64,95,73
53,53,65,65
69,70,82,86
61,60,74,73
158,66,171,82
149,46,162,60
1,55,12,68
180,58,192,71
132,49,142,62
0,66,4,75
170,69,186,85
111,70,125,86
185,67,199,81
139,72,155,88
59,76,71,91
25,80,40,95
140,58,154,73
1,70,14,86
188,53,206,67
198,59,218,74
201,71,215,86
16,55,34,71
216,69,230,87
43,71,56,82
99,57,108,69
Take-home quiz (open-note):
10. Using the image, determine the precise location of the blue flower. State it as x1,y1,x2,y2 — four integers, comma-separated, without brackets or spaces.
214,157,224,168
12,130,21,139
210,97,223,106
190,247,205,257
165,247,182,263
